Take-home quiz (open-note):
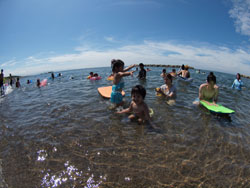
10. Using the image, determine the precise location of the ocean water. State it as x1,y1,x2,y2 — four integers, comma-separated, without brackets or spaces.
0,67,250,187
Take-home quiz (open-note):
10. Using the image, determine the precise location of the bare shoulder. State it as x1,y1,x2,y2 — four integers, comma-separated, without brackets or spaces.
199,83,207,89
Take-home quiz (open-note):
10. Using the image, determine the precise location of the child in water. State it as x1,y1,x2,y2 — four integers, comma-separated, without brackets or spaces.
156,73,177,101
111,59,134,107
232,73,243,90
88,72,94,79
117,85,153,125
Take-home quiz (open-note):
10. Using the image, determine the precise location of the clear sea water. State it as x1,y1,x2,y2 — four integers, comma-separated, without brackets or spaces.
0,67,250,187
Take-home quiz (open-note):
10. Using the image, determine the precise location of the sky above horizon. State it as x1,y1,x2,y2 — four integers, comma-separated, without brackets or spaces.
1,0,250,76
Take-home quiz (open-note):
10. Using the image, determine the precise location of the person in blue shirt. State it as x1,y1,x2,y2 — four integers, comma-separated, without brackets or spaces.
232,73,243,90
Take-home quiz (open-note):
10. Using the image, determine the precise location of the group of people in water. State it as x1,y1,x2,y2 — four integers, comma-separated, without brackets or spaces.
107,60,245,126
0,69,21,95
0,61,245,126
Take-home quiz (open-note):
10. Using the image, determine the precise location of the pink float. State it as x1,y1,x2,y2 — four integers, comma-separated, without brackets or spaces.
40,79,47,87
90,76,102,80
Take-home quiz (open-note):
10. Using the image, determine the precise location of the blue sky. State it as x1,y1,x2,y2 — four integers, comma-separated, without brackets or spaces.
1,0,250,76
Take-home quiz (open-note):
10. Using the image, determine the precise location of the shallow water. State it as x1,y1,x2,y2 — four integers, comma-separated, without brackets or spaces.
0,67,250,187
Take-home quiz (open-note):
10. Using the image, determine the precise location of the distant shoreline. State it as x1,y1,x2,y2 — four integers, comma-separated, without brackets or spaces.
140,64,250,79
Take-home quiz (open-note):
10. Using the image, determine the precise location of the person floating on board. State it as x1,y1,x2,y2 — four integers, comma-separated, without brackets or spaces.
116,85,155,128
16,77,21,88
198,72,219,105
232,73,244,91
0,69,4,95
161,69,167,78
111,59,135,107
156,73,177,102
138,63,146,80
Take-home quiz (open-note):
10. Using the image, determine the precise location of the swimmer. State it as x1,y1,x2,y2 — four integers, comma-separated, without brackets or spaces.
9,74,13,86
198,72,218,105
161,69,167,78
0,69,4,95
156,73,177,100
178,65,190,79
232,73,243,90
51,72,55,80
138,63,146,80
16,77,21,88
111,59,135,107
116,85,155,126
87,72,94,79
37,79,41,87
170,69,177,77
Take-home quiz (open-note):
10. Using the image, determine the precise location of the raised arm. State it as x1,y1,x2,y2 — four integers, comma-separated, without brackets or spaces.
118,71,134,77
124,64,136,72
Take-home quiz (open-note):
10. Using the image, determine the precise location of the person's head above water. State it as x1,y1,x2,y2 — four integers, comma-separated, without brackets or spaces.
207,72,216,84
162,69,166,73
112,59,125,72
89,72,94,76
139,63,144,68
236,73,241,80
164,73,173,83
131,85,146,100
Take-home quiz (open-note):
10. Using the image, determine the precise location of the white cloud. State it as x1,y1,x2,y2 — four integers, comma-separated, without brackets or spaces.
229,0,250,36
104,37,115,42
1,59,17,67
2,41,250,76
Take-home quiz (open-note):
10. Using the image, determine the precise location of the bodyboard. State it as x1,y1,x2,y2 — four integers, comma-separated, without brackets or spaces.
98,86,125,99
107,76,114,81
200,100,235,114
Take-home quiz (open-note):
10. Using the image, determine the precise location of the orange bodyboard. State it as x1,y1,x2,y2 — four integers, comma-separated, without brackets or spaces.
98,86,125,99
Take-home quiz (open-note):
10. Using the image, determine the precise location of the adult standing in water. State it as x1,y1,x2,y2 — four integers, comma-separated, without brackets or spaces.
51,72,55,80
232,73,243,90
199,72,219,104
9,74,13,86
16,77,21,88
138,63,146,80
178,65,190,79
0,69,4,95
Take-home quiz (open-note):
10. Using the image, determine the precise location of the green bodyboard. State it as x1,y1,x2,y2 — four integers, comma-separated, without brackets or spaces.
200,100,235,114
